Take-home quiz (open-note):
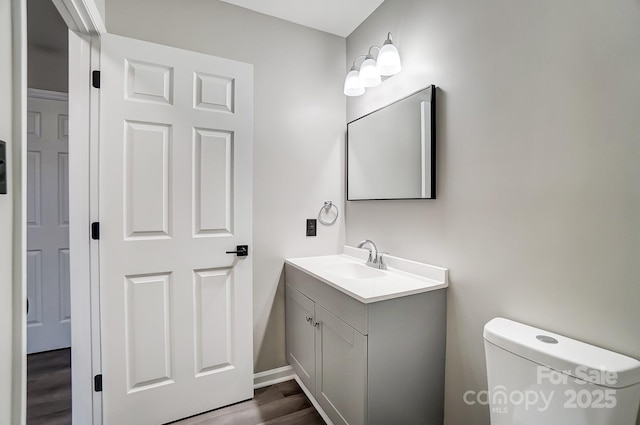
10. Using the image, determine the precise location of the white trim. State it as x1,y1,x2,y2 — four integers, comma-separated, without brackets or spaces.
294,375,334,425
253,365,295,390
88,35,103,425
11,0,28,422
27,88,68,101
68,30,97,425
51,0,106,35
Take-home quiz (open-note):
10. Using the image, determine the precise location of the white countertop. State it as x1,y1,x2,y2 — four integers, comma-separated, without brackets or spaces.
285,247,448,303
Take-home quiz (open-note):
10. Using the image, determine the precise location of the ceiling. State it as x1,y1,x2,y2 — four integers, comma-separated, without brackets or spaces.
217,0,386,37
27,0,67,54
27,0,385,53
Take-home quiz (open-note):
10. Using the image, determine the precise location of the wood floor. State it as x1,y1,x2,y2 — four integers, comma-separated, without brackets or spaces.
27,348,324,425
27,348,72,425
172,380,325,425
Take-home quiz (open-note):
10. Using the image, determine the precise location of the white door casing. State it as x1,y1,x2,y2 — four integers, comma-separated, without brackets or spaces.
99,34,253,425
26,94,71,354
0,0,17,418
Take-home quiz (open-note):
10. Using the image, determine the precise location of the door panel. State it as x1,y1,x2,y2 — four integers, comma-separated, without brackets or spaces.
58,248,70,322
57,153,69,225
193,128,233,235
26,150,40,226
124,120,171,238
100,34,253,425
194,267,233,375
26,250,42,326
316,305,367,425
124,272,173,392
26,95,70,354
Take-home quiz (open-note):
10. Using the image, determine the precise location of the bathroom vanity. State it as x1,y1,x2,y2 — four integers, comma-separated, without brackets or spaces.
285,247,448,425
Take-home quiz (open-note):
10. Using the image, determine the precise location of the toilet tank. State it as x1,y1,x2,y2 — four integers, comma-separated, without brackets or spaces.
483,318,640,425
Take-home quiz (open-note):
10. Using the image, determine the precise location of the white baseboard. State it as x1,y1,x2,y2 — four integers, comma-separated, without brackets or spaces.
293,375,334,425
253,365,295,389
252,367,333,424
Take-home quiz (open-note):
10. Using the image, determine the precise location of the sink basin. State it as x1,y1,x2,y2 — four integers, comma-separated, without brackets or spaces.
325,262,386,279
285,247,448,303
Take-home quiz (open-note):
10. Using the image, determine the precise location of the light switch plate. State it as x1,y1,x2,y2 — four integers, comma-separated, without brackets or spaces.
306,219,317,237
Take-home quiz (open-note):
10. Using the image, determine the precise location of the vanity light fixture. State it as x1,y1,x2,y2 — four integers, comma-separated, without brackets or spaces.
343,32,402,97
359,54,381,87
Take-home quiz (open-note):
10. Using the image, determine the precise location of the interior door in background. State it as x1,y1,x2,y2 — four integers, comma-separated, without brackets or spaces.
26,94,70,354
99,34,254,425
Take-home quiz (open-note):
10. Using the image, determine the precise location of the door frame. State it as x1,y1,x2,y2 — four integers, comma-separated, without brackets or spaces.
67,29,103,425
6,0,27,422
12,0,105,423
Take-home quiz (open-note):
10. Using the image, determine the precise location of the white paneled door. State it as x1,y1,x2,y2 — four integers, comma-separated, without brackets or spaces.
26,95,71,354
99,34,253,425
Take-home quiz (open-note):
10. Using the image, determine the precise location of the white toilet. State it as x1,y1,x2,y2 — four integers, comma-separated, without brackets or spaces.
484,318,640,424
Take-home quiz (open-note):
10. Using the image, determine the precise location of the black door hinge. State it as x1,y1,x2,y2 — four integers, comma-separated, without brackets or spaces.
94,374,103,392
91,222,100,240
92,70,101,88
0,140,7,195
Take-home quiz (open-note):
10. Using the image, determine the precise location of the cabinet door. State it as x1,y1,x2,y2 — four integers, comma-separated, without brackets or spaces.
315,305,367,425
285,284,316,392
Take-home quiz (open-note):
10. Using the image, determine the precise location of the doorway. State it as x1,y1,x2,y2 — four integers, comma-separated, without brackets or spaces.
25,0,71,423
19,2,255,423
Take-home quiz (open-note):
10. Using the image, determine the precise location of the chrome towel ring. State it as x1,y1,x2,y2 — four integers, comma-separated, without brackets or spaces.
318,201,339,226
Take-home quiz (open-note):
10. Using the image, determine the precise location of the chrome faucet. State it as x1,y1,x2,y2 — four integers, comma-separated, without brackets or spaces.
357,239,387,270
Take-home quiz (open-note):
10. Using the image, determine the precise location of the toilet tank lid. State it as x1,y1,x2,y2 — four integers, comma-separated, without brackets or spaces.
484,317,640,389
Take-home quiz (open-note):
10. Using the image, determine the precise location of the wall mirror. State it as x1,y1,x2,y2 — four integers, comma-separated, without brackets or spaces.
347,85,436,200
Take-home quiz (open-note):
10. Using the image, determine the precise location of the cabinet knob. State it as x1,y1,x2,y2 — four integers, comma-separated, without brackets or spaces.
306,316,313,323
314,321,320,327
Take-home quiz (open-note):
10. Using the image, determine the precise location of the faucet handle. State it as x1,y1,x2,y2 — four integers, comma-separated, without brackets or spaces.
378,252,388,270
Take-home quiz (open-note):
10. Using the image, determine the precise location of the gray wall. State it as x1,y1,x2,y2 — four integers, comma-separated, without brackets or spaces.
27,0,68,92
106,0,346,373
94,0,104,24
346,0,640,424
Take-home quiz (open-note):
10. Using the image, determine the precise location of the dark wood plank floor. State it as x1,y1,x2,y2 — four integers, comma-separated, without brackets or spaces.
172,379,325,425
27,348,324,425
27,348,72,425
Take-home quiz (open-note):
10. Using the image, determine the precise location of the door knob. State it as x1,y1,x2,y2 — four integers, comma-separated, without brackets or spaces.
225,245,248,257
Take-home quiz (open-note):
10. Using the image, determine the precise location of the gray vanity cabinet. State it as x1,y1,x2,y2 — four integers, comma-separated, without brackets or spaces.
315,304,367,425
285,264,447,425
286,285,367,425
285,284,317,392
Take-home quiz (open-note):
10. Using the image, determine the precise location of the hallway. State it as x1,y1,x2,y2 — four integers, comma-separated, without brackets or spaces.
27,348,72,425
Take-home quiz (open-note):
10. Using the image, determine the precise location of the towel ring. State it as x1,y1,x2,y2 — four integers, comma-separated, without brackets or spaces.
318,201,339,226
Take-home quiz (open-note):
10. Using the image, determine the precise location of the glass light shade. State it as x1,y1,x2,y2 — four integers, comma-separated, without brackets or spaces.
344,68,365,96
359,55,381,87
376,41,402,76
